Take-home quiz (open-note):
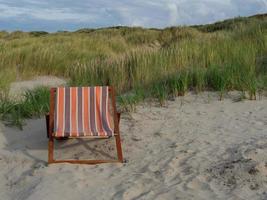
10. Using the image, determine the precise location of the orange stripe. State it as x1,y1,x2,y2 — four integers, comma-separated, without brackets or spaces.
95,87,104,136
57,88,65,137
83,88,90,136
71,87,78,137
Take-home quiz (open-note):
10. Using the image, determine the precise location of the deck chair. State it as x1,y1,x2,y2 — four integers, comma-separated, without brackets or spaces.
46,86,123,164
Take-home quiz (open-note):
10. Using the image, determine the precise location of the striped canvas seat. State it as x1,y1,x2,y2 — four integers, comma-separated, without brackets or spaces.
54,87,114,137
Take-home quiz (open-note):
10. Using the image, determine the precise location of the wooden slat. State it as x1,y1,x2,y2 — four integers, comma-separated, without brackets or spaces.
48,88,56,163
50,159,121,164
64,136,111,139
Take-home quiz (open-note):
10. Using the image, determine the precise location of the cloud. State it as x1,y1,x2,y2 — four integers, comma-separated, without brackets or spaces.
0,0,266,31
0,3,97,22
168,3,178,25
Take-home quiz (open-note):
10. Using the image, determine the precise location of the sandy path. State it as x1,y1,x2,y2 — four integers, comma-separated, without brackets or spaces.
8,76,66,98
0,92,266,200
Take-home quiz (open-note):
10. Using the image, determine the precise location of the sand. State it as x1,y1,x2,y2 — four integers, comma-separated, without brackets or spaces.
9,76,67,98
0,92,266,200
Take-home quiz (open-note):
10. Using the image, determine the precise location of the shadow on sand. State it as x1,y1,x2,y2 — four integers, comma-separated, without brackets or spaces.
0,117,117,166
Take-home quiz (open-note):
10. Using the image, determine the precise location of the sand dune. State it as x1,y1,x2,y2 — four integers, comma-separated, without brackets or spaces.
0,92,266,200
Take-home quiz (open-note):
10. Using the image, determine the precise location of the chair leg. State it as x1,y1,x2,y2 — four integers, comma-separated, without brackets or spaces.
115,134,123,162
48,137,54,164
117,112,121,123
46,114,49,138
115,112,123,162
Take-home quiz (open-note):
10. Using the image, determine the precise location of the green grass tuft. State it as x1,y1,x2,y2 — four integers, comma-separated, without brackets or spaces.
0,87,50,129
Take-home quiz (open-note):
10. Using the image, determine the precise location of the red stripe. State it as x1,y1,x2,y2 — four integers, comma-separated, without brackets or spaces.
57,88,65,137
83,88,91,136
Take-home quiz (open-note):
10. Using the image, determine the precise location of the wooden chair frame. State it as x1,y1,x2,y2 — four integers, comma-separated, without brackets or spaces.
47,86,123,164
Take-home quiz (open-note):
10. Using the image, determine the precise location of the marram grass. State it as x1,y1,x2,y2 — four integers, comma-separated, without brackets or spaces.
0,15,267,127
0,87,50,129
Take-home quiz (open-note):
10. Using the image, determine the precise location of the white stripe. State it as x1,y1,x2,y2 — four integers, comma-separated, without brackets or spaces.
100,87,104,136
82,87,85,136
62,88,65,136
56,88,59,135
76,87,79,137
106,87,112,134
88,88,91,136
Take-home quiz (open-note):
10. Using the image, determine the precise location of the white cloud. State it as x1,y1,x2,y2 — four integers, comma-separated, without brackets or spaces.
0,4,98,22
168,3,178,25
0,0,266,31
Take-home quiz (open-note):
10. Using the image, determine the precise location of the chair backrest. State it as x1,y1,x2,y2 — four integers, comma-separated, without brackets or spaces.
53,86,114,137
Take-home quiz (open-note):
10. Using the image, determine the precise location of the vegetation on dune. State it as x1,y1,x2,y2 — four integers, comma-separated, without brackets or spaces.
0,87,49,129
0,14,267,127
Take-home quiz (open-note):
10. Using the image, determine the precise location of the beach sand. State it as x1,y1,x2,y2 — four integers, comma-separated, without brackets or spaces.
0,92,266,200
8,76,67,98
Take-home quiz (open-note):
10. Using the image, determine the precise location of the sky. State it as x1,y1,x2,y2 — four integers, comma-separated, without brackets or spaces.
0,0,267,32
